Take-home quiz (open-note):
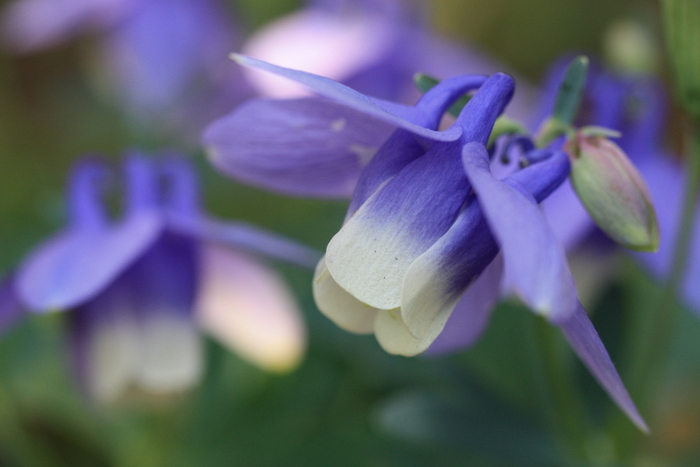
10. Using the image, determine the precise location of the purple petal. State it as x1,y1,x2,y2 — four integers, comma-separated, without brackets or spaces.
424,257,503,355
128,232,199,318
16,157,163,311
239,5,402,99
347,74,489,212
232,54,464,142
17,214,162,311
462,142,576,321
345,129,427,216
558,302,648,432
160,155,201,218
541,181,596,250
0,274,24,334
1,0,137,52
399,197,498,339
400,150,569,340
204,97,394,198
124,232,204,393
101,0,236,114
619,78,668,162
169,216,322,269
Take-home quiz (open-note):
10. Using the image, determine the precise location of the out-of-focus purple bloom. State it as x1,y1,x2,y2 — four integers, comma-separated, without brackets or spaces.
203,57,647,431
1,0,249,131
240,0,533,108
1,153,318,403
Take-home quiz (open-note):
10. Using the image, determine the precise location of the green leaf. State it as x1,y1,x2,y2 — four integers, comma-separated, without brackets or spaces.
553,56,589,125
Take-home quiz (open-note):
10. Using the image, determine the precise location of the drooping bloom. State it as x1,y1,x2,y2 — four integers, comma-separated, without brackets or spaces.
203,57,647,431
0,152,318,403
1,0,249,133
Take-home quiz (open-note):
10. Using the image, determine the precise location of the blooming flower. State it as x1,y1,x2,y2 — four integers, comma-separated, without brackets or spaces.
203,56,647,431
0,152,318,403
1,0,249,132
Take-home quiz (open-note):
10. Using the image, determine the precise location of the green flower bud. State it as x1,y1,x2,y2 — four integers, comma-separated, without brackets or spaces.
662,0,700,116
566,131,659,252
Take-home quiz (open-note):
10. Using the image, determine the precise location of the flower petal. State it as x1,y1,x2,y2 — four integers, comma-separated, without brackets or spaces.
425,257,503,355
17,211,162,311
204,96,394,198
135,313,203,393
101,0,236,114
312,256,378,334
401,150,569,340
326,141,469,310
196,244,306,373
373,306,453,357
232,54,464,142
128,232,204,393
400,199,498,339
0,0,134,52
70,278,140,404
0,273,24,334
558,302,648,432
169,215,321,269
347,74,490,213
541,180,595,250
462,142,576,321
17,156,163,311
240,7,398,98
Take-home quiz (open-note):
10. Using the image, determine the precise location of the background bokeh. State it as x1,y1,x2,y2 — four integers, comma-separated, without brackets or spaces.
3,0,700,466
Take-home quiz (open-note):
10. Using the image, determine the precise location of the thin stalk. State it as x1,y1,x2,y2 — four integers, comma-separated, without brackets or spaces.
611,117,700,457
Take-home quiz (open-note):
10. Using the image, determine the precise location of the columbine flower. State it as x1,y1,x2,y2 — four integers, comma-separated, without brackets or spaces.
0,152,318,404
203,57,647,431
1,0,248,129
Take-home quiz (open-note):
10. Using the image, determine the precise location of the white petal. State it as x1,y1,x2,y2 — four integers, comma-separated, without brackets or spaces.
312,256,378,334
373,306,454,357
135,313,204,393
87,312,139,404
325,203,428,311
196,245,306,373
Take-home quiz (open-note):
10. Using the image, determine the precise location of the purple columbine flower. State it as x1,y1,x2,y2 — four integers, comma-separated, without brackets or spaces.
1,0,249,132
203,57,647,431
0,152,318,404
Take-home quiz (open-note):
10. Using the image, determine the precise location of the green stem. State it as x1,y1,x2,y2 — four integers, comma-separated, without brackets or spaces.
533,317,589,462
612,117,700,456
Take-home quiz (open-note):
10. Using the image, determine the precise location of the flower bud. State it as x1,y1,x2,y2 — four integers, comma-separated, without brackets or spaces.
565,131,659,251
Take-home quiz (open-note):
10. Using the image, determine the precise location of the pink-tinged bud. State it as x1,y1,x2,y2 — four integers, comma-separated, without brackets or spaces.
565,131,659,251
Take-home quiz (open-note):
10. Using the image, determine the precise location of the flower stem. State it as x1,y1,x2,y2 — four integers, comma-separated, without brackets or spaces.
612,117,700,456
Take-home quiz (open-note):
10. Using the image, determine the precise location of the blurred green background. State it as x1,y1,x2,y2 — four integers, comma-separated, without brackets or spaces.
3,0,700,466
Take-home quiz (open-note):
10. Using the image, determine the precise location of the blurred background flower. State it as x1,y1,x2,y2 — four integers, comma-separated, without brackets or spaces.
2,153,313,406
